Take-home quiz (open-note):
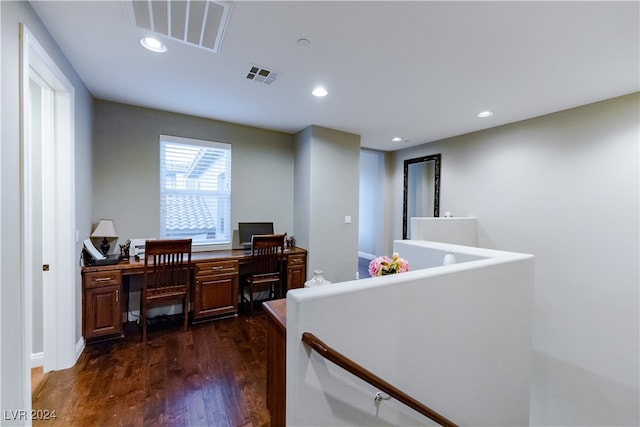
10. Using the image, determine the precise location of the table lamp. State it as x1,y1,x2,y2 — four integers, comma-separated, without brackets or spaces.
91,219,118,256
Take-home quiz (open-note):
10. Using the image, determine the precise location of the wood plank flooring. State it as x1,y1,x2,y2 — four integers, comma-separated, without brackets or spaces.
32,311,271,427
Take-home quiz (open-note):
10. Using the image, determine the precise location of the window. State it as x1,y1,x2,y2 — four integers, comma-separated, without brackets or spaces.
160,135,231,246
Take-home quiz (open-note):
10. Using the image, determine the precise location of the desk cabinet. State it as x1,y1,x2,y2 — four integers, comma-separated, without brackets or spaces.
82,247,306,341
83,270,123,340
193,260,239,321
286,253,307,291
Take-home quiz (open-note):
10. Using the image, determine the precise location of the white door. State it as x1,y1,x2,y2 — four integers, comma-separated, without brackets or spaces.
27,72,52,372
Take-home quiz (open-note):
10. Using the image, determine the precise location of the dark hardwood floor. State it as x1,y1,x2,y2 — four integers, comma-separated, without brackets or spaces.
32,311,271,427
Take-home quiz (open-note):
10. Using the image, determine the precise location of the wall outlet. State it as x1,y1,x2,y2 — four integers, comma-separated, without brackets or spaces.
345,216,352,224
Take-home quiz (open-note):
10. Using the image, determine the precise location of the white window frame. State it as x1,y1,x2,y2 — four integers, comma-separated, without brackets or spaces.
159,135,231,250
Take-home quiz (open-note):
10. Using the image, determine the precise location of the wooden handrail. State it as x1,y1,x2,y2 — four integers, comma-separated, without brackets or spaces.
301,332,457,427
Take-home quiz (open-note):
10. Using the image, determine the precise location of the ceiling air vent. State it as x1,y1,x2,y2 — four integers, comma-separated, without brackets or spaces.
130,0,232,53
246,65,278,85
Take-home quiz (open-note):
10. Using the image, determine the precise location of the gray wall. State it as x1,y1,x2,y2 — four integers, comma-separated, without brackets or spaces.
93,100,295,249
1,0,94,417
392,93,639,425
295,126,360,282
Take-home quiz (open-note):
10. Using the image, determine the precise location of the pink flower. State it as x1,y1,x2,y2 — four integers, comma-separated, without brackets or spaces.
368,253,409,277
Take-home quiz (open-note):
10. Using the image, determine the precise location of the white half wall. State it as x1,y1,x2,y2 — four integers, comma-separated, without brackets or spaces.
286,240,535,426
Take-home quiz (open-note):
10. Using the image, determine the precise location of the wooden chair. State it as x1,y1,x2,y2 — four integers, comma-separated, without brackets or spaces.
242,234,285,316
141,239,192,342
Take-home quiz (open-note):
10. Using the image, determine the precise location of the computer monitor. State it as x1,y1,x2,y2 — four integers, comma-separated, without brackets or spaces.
238,222,274,248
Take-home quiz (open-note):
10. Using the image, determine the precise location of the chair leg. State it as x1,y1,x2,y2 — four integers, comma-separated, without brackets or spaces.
142,305,147,343
249,284,254,317
241,283,246,314
183,296,188,332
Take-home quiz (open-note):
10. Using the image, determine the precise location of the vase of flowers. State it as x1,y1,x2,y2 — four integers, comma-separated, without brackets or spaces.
368,252,409,277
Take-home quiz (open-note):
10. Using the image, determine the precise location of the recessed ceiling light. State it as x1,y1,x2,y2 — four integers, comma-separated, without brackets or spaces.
297,38,311,47
312,87,328,97
477,110,494,118
392,137,403,142
140,36,167,53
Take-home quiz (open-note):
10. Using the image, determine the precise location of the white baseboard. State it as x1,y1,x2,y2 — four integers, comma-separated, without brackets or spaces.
75,337,85,362
31,352,44,368
358,251,375,260
31,341,84,369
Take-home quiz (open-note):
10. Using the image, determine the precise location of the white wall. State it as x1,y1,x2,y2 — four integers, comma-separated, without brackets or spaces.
393,93,640,425
286,240,535,426
1,0,93,418
410,217,479,247
294,125,361,282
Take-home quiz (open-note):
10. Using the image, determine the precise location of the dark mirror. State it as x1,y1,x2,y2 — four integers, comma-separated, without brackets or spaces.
402,154,441,239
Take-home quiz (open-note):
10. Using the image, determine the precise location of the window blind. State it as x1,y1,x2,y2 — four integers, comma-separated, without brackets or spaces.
160,135,231,245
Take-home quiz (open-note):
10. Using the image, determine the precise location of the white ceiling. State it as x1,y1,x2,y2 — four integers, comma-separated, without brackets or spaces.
30,1,639,151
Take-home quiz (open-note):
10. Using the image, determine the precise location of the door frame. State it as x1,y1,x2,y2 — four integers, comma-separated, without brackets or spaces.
20,24,77,403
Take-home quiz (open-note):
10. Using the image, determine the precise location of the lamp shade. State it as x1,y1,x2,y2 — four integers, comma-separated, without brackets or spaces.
91,219,118,238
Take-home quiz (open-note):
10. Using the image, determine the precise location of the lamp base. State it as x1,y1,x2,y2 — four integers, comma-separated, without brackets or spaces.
100,238,110,256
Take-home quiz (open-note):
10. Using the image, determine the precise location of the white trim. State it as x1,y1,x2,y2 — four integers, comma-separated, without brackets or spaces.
161,133,231,151
30,352,44,369
20,25,77,393
75,337,85,362
20,23,34,417
0,2,3,410
357,251,375,260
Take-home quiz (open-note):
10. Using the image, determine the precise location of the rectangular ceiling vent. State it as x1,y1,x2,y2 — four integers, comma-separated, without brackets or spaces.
130,1,232,53
246,65,279,85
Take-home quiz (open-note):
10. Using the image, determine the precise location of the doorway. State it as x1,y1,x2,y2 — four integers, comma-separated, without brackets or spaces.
20,24,77,407
358,149,385,278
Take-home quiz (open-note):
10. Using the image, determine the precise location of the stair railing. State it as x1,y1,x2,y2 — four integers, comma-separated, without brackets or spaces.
301,332,457,427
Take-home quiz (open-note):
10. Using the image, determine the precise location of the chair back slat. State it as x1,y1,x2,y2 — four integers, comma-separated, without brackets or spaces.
250,234,285,276
243,233,286,315
144,239,192,294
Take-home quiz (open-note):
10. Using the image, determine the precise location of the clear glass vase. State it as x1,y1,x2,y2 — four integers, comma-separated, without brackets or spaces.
305,270,331,287
443,250,456,265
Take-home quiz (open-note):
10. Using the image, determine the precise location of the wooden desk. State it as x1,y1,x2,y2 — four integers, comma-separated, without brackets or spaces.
82,247,306,341
263,299,287,427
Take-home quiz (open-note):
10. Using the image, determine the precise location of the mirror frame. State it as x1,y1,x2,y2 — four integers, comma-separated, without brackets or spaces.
402,153,441,239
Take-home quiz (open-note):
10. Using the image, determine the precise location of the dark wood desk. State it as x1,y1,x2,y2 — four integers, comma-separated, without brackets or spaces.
263,299,287,427
82,247,306,341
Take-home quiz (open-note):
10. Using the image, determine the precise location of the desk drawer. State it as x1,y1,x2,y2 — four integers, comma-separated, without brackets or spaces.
195,260,239,277
84,271,122,288
287,254,306,266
